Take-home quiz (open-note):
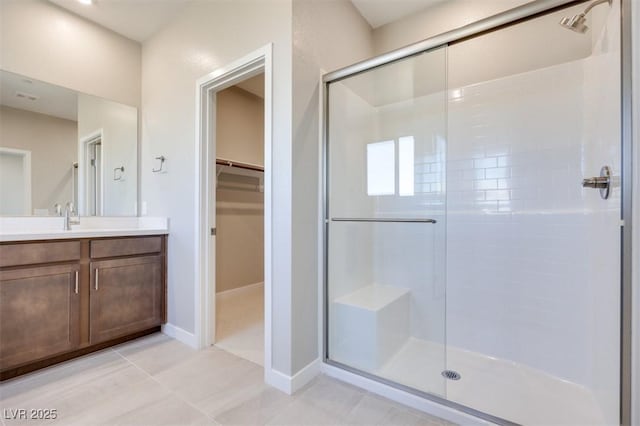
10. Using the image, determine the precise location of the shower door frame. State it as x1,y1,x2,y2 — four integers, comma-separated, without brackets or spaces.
321,0,634,424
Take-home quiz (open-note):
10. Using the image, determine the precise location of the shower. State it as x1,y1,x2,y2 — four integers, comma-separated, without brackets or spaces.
324,0,625,424
559,0,611,33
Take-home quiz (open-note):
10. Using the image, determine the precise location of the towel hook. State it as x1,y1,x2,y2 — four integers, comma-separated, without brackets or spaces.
152,156,166,173
113,166,125,181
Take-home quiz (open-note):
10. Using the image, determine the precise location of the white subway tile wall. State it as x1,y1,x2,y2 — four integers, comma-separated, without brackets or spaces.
444,3,621,422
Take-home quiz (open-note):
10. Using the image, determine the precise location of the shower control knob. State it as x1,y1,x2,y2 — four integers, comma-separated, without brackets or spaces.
582,176,609,188
582,165,611,199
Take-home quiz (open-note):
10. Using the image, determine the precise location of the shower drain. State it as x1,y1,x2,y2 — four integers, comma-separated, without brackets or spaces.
441,370,461,381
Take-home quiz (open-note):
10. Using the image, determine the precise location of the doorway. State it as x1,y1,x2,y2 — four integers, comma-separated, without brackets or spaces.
195,45,273,374
213,74,265,365
81,132,103,216
0,147,31,215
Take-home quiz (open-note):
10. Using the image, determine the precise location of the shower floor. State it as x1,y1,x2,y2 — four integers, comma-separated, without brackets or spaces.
372,338,608,425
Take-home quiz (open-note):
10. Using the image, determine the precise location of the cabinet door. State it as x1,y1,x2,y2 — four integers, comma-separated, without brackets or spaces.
0,264,80,370
90,256,163,344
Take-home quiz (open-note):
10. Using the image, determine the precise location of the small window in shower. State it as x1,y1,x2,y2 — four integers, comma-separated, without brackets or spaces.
366,140,395,196
398,136,414,196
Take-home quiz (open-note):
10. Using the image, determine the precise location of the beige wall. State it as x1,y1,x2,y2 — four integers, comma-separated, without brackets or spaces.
0,0,141,108
216,186,264,293
216,87,264,166
0,105,77,214
216,86,264,293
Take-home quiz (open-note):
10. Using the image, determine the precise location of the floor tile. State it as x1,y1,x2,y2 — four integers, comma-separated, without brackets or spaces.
60,378,171,426
2,360,148,425
197,362,269,417
0,334,453,426
0,350,129,408
109,394,215,426
215,283,264,366
212,385,294,425
114,333,198,376
152,348,258,409
343,393,397,425
296,375,366,419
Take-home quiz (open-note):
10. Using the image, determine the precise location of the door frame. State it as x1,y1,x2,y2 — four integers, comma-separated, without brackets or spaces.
79,129,104,216
194,45,272,370
0,147,31,215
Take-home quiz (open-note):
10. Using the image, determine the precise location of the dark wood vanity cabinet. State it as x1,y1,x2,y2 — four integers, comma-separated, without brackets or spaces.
0,235,167,380
0,264,81,370
90,255,163,344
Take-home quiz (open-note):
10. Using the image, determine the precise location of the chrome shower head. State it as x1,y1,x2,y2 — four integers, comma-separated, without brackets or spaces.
559,0,611,34
559,13,588,33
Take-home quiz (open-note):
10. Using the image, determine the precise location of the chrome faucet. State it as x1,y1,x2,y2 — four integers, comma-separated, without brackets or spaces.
64,202,80,230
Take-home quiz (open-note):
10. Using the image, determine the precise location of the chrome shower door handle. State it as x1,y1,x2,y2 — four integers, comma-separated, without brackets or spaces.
582,165,611,199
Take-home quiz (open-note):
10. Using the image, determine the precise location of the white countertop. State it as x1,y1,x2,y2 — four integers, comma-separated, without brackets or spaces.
0,217,169,242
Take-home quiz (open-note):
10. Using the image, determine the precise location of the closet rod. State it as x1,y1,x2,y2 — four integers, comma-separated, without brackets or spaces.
216,158,264,172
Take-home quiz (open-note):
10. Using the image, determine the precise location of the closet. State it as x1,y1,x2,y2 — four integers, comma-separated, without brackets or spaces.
214,73,265,366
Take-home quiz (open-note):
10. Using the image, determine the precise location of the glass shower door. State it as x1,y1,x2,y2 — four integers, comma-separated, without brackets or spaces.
326,47,448,397
444,2,621,424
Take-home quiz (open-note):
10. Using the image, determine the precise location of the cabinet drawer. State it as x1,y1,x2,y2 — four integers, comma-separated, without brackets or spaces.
91,236,162,259
0,241,81,267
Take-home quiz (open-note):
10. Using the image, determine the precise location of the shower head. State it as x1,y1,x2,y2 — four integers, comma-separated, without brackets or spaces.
559,13,588,33
559,0,611,34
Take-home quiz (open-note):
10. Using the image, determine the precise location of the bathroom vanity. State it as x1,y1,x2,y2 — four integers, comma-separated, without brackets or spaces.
0,222,168,380
0,66,170,380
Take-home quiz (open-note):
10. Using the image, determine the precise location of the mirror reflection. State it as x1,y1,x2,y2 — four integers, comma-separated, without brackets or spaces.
0,70,138,217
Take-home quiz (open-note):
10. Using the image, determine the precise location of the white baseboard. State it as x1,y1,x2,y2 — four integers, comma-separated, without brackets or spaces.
322,363,491,425
265,358,322,395
162,323,198,349
216,281,264,297
265,368,291,394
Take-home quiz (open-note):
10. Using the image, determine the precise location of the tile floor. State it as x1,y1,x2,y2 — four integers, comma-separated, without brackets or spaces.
0,334,454,426
215,283,264,366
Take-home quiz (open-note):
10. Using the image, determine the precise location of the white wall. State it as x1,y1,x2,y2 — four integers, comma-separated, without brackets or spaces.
77,94,138,216
0,0,141,108
372,0,533,56
140,0,294,375
0,105,77,214
292,0,374,373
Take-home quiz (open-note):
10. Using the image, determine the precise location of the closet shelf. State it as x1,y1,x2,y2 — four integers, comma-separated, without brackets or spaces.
216,158,264,172
216,157,264,192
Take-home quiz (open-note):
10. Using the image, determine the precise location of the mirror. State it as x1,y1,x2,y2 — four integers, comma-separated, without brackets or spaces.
0,70,138,216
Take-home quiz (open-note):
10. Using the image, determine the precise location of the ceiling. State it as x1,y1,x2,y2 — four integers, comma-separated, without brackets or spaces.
1,71,78,121
235,74,264,99
47,0,450,43
351,0,448,29
48,0,191,42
